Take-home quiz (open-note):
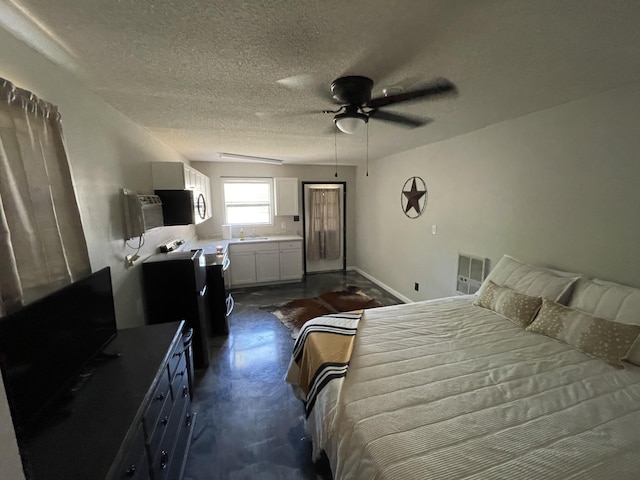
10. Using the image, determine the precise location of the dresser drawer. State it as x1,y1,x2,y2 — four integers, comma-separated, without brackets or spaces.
142,366,171,438
171,355,189,400
151,391,190,480
146,386,174,463
167,341,186,379
167,401,194,480
111,426,150,480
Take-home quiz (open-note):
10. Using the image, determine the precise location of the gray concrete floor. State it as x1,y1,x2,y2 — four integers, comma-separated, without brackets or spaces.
183,271,400,480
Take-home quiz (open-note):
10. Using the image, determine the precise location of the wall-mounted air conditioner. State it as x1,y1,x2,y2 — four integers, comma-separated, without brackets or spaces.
122,188,164,240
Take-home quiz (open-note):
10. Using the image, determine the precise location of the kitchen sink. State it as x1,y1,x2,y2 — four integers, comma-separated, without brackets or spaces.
239,236,270,241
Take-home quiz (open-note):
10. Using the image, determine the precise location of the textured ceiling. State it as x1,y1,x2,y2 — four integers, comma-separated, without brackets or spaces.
3,0,640,165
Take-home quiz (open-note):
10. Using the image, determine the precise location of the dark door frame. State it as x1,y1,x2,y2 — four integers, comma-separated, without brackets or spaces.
301,181,347,275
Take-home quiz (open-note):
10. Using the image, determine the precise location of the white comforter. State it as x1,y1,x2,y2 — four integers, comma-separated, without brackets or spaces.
314,296,640,480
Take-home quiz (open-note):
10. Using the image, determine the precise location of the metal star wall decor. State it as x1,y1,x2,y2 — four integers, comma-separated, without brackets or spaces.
401,176,428,219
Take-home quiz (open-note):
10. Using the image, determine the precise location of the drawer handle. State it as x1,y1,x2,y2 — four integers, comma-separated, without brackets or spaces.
182,385,189,398
161,415,169,426
173,351,183,358
185,413,192,427
125,464,136,477
156,392,166,401
177,370,185,377
160,450,169,470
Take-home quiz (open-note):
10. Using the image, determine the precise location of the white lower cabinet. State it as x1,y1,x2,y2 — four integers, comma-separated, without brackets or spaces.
229,239,302,287
229,251,258,285
256,249,280,282
279,241,303,281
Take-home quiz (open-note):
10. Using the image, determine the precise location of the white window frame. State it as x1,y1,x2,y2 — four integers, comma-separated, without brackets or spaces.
221,177,274,226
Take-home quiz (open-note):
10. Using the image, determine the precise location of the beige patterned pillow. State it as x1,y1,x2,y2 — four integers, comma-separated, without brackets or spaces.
526,298,640,368
474,280,542,327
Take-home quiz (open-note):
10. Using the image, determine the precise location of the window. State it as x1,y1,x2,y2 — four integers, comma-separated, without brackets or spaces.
222,177,273,225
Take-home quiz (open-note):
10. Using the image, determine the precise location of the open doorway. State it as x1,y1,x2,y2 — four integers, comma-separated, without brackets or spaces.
302,182,346,274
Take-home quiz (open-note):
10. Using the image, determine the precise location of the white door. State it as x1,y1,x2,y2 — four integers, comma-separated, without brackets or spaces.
304,183,345,273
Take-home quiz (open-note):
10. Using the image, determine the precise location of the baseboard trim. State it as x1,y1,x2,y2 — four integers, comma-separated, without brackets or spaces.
348,266,413,304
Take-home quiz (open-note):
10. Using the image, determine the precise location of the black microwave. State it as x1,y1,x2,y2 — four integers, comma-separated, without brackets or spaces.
155,189,207,225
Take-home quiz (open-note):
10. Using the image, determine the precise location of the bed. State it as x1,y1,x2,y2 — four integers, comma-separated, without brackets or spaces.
286,255,640,479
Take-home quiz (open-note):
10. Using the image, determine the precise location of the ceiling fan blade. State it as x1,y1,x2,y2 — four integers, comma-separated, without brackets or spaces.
366,78,457,109
255,109,321,118
368,110,432,128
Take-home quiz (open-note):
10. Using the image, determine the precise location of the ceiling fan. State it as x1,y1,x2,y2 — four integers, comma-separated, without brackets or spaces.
321,76,457,134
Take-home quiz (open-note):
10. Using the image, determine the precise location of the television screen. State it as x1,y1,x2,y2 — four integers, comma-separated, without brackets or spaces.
0,267,118,435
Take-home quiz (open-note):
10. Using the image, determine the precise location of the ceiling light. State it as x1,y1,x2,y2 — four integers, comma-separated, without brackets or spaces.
217,153,284,165
334,111,368,134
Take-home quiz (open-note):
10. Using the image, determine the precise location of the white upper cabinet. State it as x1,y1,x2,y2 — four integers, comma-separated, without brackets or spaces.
152,162,205,190
274,177,299,216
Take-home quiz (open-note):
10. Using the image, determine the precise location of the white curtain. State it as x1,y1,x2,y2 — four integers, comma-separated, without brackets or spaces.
0,78,90,315
307,188,340,261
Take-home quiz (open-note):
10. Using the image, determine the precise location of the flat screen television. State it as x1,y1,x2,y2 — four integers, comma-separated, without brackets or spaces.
0,267,118,436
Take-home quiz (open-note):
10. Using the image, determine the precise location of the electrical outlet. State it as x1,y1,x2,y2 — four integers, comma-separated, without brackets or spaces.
414,282,419,291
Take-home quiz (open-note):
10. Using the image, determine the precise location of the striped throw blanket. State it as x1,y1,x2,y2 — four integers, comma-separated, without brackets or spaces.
285,311,361,418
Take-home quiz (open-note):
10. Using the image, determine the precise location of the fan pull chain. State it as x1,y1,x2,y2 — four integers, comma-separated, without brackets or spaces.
366,121,369,177
334,128,338,177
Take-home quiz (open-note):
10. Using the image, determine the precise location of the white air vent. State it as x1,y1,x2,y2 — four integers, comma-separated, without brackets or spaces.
457,253,488,295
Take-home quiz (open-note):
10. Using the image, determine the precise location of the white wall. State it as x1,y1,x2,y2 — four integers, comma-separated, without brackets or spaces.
191,161,357,267
355,82,640,301
0,27,195,476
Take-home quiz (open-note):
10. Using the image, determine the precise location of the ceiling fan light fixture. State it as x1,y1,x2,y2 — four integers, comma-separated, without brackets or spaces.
334,111,368,134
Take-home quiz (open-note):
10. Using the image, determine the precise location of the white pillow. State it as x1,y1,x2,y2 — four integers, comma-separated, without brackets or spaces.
477,255,580,304
568,277,640,365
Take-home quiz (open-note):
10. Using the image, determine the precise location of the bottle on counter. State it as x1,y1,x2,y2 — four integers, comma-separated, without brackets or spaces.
239,228,245,239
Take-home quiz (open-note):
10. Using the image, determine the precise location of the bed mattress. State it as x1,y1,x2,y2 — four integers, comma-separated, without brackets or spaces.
311,296,640,479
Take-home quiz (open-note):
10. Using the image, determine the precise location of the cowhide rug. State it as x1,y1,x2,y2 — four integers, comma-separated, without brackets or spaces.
266,285,383,338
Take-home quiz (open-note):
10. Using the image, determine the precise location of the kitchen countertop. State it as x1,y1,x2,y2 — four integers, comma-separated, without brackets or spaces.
228,234,303,244
188,235,303,265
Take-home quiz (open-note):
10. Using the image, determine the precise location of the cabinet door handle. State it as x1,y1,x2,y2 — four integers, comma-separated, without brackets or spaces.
185,413,192,427
156,392,165,401
196,192,206,219
182,385,189,398
161,415,169,426
160,450,169,469
125,464,136,477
